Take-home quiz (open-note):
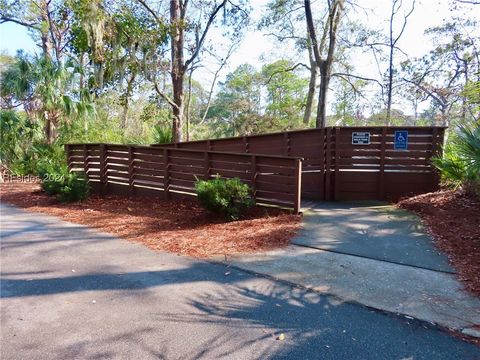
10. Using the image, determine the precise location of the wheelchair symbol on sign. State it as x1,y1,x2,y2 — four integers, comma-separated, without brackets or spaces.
394,130,408,150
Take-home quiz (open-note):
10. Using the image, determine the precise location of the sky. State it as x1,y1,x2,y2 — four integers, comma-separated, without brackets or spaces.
0,0,478,115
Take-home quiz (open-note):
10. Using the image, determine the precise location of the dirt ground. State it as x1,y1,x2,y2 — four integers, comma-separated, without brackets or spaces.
398,189,480,297
0,182,301,258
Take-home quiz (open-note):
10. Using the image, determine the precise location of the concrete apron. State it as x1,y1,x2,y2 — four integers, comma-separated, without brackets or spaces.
223,202,480,338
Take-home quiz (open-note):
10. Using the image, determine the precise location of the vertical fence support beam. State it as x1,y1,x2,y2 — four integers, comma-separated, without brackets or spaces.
128,146,134,195
431,127,441,191
207,140,212,151
83,144,89,179
250,155,257,201
204,151,211,180
334,127,340,201
284,133,291,156
163,148,170,199
320,128,325,200
99,144,107,194
325,127,332,201
379,127,387,200
294,159,302,214
243,136,249,153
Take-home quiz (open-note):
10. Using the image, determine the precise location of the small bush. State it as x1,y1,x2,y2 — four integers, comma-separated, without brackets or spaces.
195,176,254,220
37,159,90,203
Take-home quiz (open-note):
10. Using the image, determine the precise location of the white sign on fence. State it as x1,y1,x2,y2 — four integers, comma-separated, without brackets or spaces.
352,132,371,145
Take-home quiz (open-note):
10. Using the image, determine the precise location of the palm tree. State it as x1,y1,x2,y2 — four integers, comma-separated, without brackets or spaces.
1,54,95,143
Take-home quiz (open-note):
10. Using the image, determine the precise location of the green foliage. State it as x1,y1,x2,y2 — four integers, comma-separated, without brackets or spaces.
205,62,309,137
262,60,308,125
1,54,96,144
37,157,90,203
195,176,254,220
0,110,66,176
432,122,480,197
153,124,173,144
0,111,39,172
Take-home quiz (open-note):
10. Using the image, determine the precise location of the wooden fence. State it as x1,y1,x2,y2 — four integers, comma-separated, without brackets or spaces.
152,126,446,201
65,144,303,212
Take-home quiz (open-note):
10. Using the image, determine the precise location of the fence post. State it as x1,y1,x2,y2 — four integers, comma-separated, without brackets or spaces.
320,128,325,200
250,155,257,200
325,127,332,201
294,159,302,214
128,146,134,195
334,127,340,201
284,133,291,156
204,151,211,180
431,127,441,191
163,148,170,199
379,127,387,200
243,136,249,153
83,144,89,179
99,144,107,194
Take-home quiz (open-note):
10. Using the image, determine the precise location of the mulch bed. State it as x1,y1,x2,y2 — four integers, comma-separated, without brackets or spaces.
0,182,301,258
398,189,480,297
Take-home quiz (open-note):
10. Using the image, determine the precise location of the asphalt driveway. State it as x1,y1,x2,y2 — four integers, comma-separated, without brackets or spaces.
1,204,479,359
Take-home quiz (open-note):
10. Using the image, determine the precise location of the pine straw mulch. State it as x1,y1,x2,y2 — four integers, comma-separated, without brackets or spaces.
0,182,301,258
398,189,480,297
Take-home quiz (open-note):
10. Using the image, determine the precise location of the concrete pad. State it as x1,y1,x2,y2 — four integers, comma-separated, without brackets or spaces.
227,245,480,332
295,201,454,273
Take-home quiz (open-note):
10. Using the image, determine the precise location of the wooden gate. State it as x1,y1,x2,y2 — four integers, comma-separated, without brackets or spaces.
328,127,444,201
153,126,445,202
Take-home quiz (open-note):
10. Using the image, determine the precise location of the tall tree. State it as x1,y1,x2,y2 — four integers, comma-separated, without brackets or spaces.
385,0,415,124
401,18,479,126
0,54,94,142
136,0,249,142
0,0,72,62
304,0,345,128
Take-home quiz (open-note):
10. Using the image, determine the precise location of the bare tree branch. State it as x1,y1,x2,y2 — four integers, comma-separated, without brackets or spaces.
184,0,228,68
135,0,162,24
0,16,39,29
153,78,179,110
264,62,310,85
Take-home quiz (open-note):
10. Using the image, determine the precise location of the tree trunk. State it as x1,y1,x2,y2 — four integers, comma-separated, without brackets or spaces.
303,43,317,125
120,73,136,129
44,111,58,144
305,0,344,129
386,42,394,125
316,61,330,128
170,0,185,143
185,66,195,141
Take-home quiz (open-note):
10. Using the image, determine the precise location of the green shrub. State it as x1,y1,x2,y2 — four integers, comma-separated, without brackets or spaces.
3,141,65,177
37,158,90,203
153,124,173,144
432,121,480,197
195,176,254,220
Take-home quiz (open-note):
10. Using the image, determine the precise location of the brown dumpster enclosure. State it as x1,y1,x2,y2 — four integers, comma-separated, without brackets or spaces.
66,126,445,212
152,126,445,202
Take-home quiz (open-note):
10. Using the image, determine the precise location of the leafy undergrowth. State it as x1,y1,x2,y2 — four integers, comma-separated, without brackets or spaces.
0,182,301,258
398,189,480,297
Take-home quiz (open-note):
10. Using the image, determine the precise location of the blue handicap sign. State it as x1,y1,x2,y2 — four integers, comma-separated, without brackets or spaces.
394,130,408,150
